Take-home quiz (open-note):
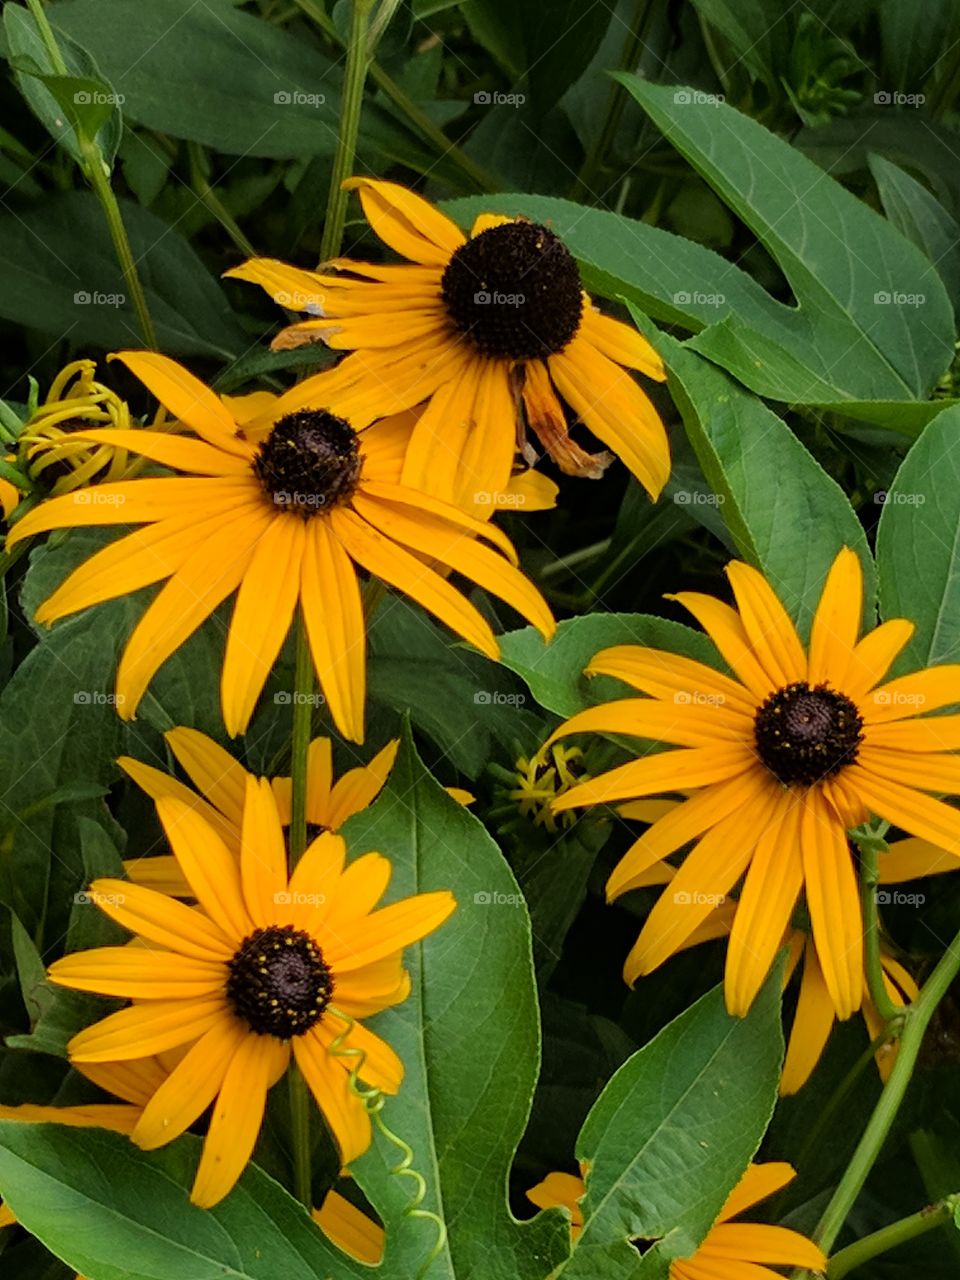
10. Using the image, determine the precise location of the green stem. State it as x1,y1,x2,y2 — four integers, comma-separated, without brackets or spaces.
287,1065,313,1208
187,142,258,257
856,834,901,1025
318,0,376,263
827,1198,957,1278
569,0,656,203
25,0,157,348
293,0,496,193
24,0,68,73
808,921,960,1259
288,612,314,869
82,153,158,349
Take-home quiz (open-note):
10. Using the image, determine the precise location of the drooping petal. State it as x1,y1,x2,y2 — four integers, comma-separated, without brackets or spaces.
294,1030,371,1163
780,940,835,1095
190,1033,289,1207
800,789,862,1019
326,739,399,828
343,177,465,266
221,515,305,736
301,518,367,745
725,795,804,1016
132,1019,246,1149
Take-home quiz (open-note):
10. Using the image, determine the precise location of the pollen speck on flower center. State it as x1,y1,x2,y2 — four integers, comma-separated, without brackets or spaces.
255,410,361,516
226,924,333,1038
441,220,583,360
754,682,863,786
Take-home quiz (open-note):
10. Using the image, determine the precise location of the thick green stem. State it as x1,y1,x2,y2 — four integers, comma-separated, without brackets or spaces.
288,612,314,869
856,834,901,1025
806,922,960,1261
293,0,496,192
827,1198,956,1278
287,1065,314,1208
318,0,375,263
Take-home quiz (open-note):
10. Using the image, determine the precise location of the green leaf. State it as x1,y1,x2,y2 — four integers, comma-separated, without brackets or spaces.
637,314,876,638
876,403,960,670
0,1124,373,1280
0,191,245,358
557,975,784,1279
52,0,458,181
343,728,571,1278
3,4,122,164
498,614,724,719
869,153,960,318
687,0,788,90
618,77,954,406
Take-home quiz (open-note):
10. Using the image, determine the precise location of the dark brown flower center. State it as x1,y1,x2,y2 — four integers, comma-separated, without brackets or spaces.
754,682,863,786
255,410,360,515
226,924,333,1037
440,221,583,360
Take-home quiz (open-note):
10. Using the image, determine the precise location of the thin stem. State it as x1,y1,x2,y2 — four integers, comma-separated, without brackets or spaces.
288,612,314,869
856,834,901,1025
187,143,258,257
82,154,158,349
827,1197,957,1279
807,922,960,1259
319,0,376,263
293,0,496,192
287,1065,313,1208
25,0,157,348
569,0,656,203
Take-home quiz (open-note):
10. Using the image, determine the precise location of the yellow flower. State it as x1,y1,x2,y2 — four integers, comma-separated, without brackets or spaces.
48,776,456,1207
528,1162,825,1278
120,726,398,895
6,351,554,742
550,547,960,1019
509,744,588,833
225,179,670,507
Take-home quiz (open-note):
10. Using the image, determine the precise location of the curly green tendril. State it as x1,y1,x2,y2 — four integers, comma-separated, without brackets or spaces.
327,1006,448,1278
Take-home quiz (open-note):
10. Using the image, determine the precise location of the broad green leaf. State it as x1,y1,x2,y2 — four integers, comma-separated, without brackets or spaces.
52,0,458,181
636,313,876,638
343,729,571,1278
0,191,245,358
498,614,724,719
3,4,122,165
876,403,960,671
869,154,960,318
617,77,954,406
0,1124,373,1280
556,976,784,1279
878,0,960,96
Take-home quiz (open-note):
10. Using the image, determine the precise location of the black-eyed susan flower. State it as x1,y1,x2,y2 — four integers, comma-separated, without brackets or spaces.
549,547,960,1020
120,727,398,894
48,777,455,1207
527,1162,825,1278
225,179,669,507
6,352,554,742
